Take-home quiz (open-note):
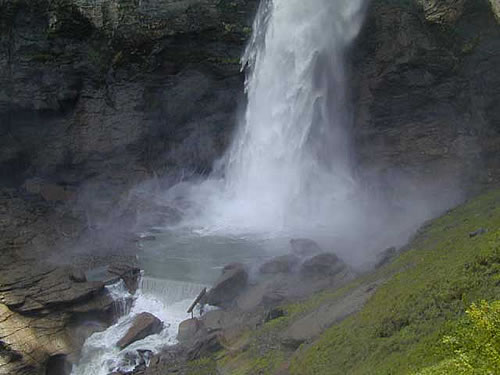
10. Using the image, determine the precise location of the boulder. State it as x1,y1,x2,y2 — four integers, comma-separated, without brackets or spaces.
300,253,345,278
117,312,163,349
259,254,300,274
290,238,323,257
177,318,204,344
469,228,487,238
108,264,141,294
205,263,248,308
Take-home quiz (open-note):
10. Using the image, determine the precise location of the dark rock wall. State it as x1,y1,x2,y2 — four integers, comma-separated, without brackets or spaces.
352,0,500,198
0,0,257,192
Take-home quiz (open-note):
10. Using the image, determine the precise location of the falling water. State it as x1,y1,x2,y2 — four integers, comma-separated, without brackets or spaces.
176,0,369,237
71,277,204,375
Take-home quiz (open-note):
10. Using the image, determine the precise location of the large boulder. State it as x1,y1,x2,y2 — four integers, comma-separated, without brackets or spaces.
205,263,248,308
177,318,205,345
290,239,323,257
117,312,163,349
259,254,300,275
300,253,346,278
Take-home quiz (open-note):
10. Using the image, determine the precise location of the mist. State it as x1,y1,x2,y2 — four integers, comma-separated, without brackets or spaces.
143,0,463,269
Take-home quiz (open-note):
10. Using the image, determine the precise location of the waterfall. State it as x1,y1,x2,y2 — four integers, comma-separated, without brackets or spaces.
139,277,208,305
71,277,201,375
177,0,368,237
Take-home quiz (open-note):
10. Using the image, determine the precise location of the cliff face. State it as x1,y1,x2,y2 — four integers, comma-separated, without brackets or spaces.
352,0,500,198
0,1,499,373
0,0,498,200
0,0,257,193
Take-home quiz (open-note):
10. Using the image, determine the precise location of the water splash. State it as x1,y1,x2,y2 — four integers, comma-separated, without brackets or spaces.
71,278,204,375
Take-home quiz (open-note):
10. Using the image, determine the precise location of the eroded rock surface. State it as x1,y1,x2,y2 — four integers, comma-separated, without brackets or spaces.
205,263,248,308
300,253,346,278
117,312,163,350
0,261,139,375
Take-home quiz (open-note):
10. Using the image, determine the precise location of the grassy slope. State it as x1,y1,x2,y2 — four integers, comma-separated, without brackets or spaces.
290,189,500,375
187,189,499,375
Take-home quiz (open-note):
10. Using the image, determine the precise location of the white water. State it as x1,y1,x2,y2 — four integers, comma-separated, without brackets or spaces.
71,278,206,375
170,0,369,237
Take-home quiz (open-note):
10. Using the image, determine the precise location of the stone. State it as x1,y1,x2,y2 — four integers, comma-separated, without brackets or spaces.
70,268,87,283
108,264,141,294
416,0,466,25
205,263,248,308
290,238,323,257
177,318,204,344
300,253,345,278
491,0,500,22
259,254,300,274
117,312,163,349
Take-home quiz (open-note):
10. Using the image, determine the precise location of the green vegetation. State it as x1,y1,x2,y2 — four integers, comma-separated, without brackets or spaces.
417,300,500,375
211,189,499,374
186,358,217,375
290,189,500,374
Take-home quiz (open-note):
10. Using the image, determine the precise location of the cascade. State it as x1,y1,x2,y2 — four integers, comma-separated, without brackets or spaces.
179,0,368,237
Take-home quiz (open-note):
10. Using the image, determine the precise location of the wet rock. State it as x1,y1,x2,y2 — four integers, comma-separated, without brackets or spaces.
46,354,72,375
70,268,87,283
259,254,300,274
108,264,141,294
118,349,153,373
290,238,323,257
0,263,105,313
300,253,345,278
205,263,248,308
491,0,500,22
416,0,466,25
469,228,487,238
375,247,397,269
117,312,163,349
177,318,204,344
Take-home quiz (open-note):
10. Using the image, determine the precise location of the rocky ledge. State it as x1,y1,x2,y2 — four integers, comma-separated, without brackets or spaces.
0,259,139,375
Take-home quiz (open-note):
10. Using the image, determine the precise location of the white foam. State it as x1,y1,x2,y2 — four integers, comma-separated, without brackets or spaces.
71,278,202,375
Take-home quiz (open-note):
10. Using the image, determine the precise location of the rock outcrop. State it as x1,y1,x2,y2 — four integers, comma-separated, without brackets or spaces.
117,312,163,349
490,0,500,21
416,0,466,24
0,0,258,207
300,253,346,278
205,263,248,308
0,261,139,375
352,0,500,199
